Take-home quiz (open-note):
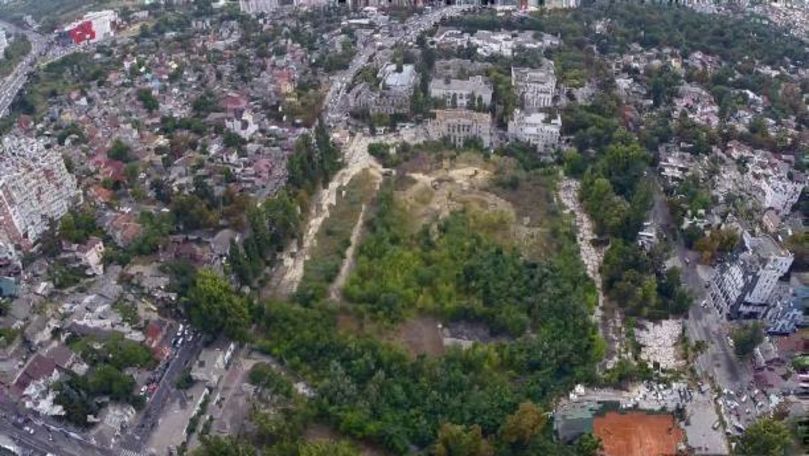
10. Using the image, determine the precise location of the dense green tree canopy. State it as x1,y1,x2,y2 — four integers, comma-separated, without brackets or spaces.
186,269,250,341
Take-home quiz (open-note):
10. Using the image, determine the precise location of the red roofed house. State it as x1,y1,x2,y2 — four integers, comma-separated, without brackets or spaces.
105,213,143,247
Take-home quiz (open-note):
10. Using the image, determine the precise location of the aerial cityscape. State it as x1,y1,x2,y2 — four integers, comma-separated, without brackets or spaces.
0,0,805,455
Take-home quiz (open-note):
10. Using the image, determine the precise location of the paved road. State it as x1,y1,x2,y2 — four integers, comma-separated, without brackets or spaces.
117,337,204,455
650,183,758,432
0,19,48,118
0,406,112,456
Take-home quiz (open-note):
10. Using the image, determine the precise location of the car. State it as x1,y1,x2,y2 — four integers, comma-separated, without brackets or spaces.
23,426,34,434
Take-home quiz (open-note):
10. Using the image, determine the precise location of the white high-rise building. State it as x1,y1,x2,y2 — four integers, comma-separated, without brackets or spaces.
708,231,793,319
239,0,281,14
0,137,80,249
0,28,8,58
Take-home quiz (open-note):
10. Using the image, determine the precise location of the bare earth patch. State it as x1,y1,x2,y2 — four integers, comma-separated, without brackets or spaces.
389,316,445,357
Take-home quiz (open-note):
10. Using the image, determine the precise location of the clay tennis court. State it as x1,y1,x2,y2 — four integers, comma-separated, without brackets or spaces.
593,411,684,456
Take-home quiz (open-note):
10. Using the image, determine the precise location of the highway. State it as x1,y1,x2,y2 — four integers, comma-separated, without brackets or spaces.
0,19,48,118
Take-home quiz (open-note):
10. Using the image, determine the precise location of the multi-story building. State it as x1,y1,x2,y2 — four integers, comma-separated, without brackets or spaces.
429,75,492,110
428,109,493,148
512,63,556,111
61,10,118,45
0,28,8,58
753,173,804,215
709,231,793,319
0,136,80,249
349,64,417,115
507,110,561,150
239,0,281,14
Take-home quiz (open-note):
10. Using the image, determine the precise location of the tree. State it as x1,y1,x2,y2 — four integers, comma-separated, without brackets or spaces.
785,232,809,271
193,436,257,456
108,139,135,162
186,269,250,341
228,240,252,285
735,418,792,456
298,441,360,456
433,424,494,456
264,190,301,246
171,194,217,231
500,402,547,446
731,322,764,359
137,88,159,113
59,209,101,244
694,228,740,264
574,433,602,456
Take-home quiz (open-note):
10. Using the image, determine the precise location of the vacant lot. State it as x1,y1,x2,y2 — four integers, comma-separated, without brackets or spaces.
594,411,684,456
389,316,444,357
297,169,379,301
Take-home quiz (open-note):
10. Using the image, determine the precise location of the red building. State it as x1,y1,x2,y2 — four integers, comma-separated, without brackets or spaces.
67,21,96,45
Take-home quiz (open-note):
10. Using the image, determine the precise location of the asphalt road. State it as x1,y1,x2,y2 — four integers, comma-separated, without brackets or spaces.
0,409,112,456
650,182,758,431
0,19,48,118
117,337,204,455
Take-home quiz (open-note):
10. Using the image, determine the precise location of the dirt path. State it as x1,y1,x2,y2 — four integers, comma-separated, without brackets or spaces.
557,177,623,370
268,128,425,298
329,203,366,301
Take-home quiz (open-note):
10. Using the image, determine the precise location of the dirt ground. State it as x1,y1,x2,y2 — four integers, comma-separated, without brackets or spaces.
593,411,684,456
389,316,445,357
396,153,516,241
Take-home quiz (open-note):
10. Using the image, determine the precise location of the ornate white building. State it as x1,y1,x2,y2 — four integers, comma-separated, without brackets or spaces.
428,109,493,148
507,110,561,150
512,63,556,112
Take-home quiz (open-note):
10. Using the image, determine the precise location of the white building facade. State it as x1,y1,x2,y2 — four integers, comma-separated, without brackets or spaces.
428,109,493,148
239,0,281,14
708,232,793,319
0,137,80,249
507,110,561,150
512,64,556,112
429,75,492,110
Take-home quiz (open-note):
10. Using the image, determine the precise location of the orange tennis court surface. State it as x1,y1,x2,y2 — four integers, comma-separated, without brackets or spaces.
593,410,684,456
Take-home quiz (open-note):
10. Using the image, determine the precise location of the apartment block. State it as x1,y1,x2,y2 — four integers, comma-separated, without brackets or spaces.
507,110,561,150
428,109,493,148
0,136,80,249
429,75,492,110
239,0,281,14
512,63,556,112
709,231,793,319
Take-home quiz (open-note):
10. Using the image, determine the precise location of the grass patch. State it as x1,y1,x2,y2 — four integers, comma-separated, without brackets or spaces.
295,169,378,304
113,299,140,327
